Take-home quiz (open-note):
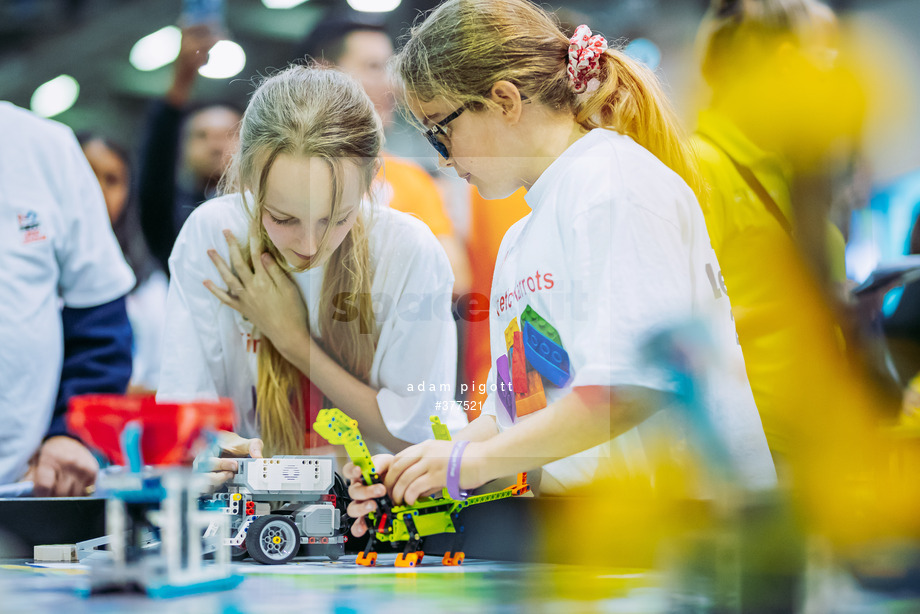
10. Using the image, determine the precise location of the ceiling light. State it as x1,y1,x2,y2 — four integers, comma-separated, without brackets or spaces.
130,26,182,72
198,40,246,79
30,75,80,118
347,0,400,12
262,0,309,8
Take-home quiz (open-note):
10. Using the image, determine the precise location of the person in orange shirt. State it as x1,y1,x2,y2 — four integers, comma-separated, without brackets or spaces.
462,187,530,419
298,14,471,295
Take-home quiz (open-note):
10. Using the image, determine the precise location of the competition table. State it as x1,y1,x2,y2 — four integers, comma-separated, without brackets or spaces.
0,556,662,614
1,497,917,613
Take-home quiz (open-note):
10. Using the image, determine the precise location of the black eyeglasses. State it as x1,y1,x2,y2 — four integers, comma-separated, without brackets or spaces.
423,105,465,160
422,95,528,160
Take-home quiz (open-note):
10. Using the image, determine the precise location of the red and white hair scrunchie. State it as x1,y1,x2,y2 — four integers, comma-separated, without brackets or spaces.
567,25,608,94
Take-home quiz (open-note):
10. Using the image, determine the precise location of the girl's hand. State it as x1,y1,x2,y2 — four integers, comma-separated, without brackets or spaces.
204,229,309,353
344,455,393,537
384,440,483,505
200,431,264,488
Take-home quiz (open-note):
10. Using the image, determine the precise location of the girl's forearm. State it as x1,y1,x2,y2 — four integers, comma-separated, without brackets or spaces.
467,386,658,487
455,413,500,442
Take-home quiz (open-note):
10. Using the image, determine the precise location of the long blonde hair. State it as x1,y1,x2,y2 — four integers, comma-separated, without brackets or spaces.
220,65,381,455
391,0,704,202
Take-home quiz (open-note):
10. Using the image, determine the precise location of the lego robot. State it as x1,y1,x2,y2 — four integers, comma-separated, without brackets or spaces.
203,456,346,565
313,409,530,568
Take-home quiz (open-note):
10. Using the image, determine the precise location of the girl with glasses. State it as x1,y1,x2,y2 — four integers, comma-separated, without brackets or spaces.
346,0,775,530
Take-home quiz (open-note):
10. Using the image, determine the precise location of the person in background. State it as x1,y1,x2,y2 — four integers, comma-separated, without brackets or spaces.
461,188,530,418
692,0,869,462
0,103,135,496
137,24,242,275
298,13,471,297
78,133,168,394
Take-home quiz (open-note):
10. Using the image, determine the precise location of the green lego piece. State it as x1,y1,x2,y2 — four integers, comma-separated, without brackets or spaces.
520,305,561,345
430,416,452,442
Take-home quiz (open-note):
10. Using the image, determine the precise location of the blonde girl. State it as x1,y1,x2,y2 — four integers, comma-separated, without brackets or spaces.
347,0,774,530
157,64,465,473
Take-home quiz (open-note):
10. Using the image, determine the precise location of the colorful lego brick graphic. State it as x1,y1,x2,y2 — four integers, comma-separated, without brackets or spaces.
503,319,520,352
495,354,516,420
510,331,529,394
522,321,572,388
515,369,546,417
520,305,561,345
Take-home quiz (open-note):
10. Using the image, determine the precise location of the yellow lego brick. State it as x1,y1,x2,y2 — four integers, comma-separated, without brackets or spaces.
504,319,520,351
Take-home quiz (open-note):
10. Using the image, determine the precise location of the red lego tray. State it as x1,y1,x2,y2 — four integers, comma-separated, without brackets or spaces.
67,395,234,466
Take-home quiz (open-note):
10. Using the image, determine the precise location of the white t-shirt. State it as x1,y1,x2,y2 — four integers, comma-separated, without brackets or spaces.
0,102,135,484
157,194,465,449
126,269,169,391
481,129,776,494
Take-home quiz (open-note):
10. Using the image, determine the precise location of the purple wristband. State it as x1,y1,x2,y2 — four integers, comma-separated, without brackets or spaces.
446,440,471,500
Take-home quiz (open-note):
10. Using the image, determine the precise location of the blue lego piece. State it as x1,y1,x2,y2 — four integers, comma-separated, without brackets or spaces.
144,574,244,599
522,321,572,388
116,484,167,504
121,420,144,473
520,305,562,345
641,322,736,482
200,499,228,511
495,353,516,421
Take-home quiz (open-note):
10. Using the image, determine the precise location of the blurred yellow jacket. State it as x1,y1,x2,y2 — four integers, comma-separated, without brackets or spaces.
692,109,847,454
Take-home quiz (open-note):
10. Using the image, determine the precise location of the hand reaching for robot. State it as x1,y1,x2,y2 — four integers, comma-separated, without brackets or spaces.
343,454,393,537
24,436,99,497
199,430,264,489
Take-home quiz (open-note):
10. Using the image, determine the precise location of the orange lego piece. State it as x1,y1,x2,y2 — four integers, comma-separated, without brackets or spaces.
515,369,546,416
442,552,465,566
511,472,531,496
356,551,378,566
395,552,420,567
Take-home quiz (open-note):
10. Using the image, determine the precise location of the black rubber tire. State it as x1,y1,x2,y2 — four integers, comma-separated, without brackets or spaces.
246,515,300,565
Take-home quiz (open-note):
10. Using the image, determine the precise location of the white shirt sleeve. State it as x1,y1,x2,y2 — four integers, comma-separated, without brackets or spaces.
564,197,689,393
55,130,135,307
156,207,228,402
372,226,466,443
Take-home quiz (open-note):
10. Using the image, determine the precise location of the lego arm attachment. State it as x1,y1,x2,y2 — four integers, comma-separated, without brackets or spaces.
430,416,452,442
313,408,379,485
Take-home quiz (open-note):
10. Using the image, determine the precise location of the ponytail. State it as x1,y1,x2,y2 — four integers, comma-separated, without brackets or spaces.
577,49,705,203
